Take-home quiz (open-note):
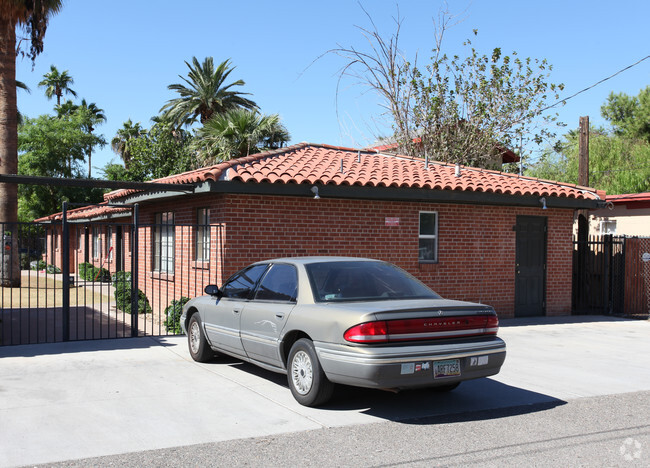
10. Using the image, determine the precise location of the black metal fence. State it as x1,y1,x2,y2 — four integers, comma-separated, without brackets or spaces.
1,212,224,346
572,235,648,316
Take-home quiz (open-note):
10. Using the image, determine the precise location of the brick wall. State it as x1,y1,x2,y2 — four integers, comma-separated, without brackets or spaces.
51,192,575,319
214,193,574,318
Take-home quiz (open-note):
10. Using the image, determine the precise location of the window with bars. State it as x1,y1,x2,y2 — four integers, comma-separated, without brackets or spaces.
195,208,210,262
153,212,175,273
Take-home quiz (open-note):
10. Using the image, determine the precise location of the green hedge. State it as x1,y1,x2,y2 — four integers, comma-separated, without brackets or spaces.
112,270,151,315
77,262,110,282
30,259,60,274
163,297,190,334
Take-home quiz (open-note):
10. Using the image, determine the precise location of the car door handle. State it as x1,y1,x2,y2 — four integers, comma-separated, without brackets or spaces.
233,308,241,314
275,313,285,319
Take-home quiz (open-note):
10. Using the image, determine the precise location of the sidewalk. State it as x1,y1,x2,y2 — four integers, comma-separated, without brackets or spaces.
1,316,649,467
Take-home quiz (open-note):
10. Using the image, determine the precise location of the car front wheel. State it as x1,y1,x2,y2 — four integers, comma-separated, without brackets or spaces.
187,314,214,362
287,338,334,407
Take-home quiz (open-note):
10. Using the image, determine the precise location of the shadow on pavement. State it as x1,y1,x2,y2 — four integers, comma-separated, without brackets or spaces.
0,335,179,358
215,357,565,424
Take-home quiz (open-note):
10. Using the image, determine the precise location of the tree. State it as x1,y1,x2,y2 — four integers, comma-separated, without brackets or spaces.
1,0,63,287
160,57,258,128
194,109,290,164
105,121,196,182
332,8,563,167
38,64,77,106
16,79,30,125
527,127,650,195
18,113,105,220
111,119,146,169
77,99,106,178
601,86,650,143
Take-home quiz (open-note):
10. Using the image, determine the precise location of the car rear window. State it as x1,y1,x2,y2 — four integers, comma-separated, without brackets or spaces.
305,261,440,302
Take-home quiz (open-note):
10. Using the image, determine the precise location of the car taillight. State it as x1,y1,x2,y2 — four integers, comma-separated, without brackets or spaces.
343,321,389,343
344,315,498,343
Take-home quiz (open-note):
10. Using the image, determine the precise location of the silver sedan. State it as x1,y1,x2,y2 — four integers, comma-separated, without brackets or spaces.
181,257,506,407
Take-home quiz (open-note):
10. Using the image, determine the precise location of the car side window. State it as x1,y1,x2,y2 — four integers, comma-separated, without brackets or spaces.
221,264,268,299
254,264,298,302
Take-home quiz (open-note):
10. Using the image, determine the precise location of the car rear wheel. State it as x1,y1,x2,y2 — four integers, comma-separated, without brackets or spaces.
188,314,213,362
287,338,334,407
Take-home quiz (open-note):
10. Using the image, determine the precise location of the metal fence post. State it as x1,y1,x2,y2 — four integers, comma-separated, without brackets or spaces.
131,203,139,337
62,201,70,341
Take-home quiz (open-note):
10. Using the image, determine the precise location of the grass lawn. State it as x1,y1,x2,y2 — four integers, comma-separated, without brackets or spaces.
0,274,113,308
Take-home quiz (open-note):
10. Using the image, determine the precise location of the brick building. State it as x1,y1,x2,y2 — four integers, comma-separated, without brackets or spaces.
38,143,604,318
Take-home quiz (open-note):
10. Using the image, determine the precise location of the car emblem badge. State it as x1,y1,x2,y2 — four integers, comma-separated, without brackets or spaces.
436,310,443,316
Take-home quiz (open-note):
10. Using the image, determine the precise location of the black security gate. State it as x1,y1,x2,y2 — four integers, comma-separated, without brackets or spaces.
1,204,224,346
572,235,640,315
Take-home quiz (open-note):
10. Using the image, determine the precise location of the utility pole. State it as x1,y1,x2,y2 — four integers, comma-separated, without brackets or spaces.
578,116,589,187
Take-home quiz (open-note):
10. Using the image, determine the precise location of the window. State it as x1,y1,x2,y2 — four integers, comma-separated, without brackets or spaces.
222,264,268,299
154,212,175,273
107,226,113,261
418,212,438,263
195,208,210,262
599,220,617,235
92,226,101,259
255,264,298,302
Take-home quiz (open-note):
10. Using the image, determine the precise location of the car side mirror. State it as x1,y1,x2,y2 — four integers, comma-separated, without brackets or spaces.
204,284,222,297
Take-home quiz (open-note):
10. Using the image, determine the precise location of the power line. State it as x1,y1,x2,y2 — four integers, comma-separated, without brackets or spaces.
540,55,650,113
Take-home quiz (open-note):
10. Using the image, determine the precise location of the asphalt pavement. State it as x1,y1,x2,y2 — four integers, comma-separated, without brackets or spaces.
1,315,649,467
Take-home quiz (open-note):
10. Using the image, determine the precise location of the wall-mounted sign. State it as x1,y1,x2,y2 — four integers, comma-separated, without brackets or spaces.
385,217,400,226
642,252,650,263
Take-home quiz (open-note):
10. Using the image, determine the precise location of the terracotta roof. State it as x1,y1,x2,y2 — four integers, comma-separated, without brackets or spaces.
35,205,131,222
104,142,601,201
37,143,603,222
606,192,650,203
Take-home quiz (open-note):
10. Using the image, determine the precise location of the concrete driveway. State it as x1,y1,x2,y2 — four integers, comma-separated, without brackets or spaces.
1,315,649,467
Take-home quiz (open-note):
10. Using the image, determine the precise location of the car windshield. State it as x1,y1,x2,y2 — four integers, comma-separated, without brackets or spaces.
305,261,440,302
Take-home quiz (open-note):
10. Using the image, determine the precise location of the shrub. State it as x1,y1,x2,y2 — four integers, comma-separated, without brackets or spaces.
112,270,151,314
163,297,190,335
77,262,110,282
29,260,60,273
93,267,111,282
78,262,96,281
30,259,48,271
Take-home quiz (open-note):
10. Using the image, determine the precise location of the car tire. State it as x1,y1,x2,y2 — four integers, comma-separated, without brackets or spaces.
433,382,461,392
187,314,214,362
287,338,335,407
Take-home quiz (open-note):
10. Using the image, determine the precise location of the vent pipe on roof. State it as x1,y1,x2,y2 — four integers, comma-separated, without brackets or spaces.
357,151,361,163
340,158,344,173
455,163,461,177
425,153,429,169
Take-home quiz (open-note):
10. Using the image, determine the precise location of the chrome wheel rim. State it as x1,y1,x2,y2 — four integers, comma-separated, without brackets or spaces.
189,320,201,354
291,350,313,395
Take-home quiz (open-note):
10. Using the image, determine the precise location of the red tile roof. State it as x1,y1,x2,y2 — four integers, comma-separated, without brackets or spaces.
104,142,601,201
37,143,603,222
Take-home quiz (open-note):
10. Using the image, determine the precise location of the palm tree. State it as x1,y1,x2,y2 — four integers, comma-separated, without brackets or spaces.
160,57,258,129
111,119,146,169
38,65,77,106
195,108,290,164
78,99,106,178
1,0,63,287
16,80,30,125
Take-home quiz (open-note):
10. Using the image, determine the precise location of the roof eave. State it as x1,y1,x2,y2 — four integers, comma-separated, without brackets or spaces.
197,180,600,210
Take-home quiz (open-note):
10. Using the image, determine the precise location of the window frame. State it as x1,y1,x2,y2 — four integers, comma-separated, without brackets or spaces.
418,211,439,263
195,208,210,262
153,212,175,274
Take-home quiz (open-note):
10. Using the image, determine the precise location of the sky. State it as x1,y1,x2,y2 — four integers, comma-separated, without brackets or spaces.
15,0,650,176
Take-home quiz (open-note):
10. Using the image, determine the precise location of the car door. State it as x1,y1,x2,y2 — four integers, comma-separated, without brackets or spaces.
240,263,298,368
203,264,268,358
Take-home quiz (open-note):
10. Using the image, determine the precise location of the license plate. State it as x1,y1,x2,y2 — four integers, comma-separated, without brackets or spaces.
433,359,461,379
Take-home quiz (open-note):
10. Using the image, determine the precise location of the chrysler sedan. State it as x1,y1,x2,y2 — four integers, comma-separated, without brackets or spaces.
181,257,506,407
